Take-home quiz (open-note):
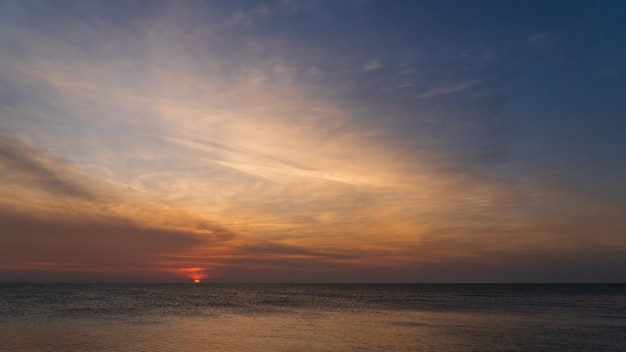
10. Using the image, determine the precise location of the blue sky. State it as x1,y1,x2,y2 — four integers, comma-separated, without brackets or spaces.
0,0,625,282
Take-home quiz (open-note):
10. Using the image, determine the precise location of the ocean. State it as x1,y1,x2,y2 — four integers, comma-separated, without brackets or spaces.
1,284,625,351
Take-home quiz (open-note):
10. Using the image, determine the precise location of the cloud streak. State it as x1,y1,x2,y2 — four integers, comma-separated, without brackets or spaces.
418,80,482,98
0,133,94,200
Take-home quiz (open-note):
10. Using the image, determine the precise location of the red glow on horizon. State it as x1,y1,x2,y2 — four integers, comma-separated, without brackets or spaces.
172,267,208,282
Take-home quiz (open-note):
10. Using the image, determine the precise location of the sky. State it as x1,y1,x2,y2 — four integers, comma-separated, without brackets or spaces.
1,0,625,283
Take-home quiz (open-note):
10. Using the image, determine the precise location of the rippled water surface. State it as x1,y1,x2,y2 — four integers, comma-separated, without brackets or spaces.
1,284,625,351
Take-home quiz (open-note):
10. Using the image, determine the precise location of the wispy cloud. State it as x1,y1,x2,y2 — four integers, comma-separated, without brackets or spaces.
362,60,383,71
418,80,481,98
0,133,94,200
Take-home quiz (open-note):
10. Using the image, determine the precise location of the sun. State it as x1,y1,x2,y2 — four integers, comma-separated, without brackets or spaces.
175,267,207,283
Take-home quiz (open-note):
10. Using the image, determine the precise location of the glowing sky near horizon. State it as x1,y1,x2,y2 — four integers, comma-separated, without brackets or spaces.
1,1,625,282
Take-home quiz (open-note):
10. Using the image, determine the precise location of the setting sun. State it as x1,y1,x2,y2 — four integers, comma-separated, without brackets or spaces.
194,279,201,284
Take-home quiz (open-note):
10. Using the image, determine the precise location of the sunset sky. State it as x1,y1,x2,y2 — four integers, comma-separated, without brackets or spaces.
1,1,625,283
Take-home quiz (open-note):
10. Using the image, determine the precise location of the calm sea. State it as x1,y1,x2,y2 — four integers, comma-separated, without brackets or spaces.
1,284,625,351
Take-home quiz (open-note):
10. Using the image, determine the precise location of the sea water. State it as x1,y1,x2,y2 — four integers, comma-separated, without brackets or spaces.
1,284,625,351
